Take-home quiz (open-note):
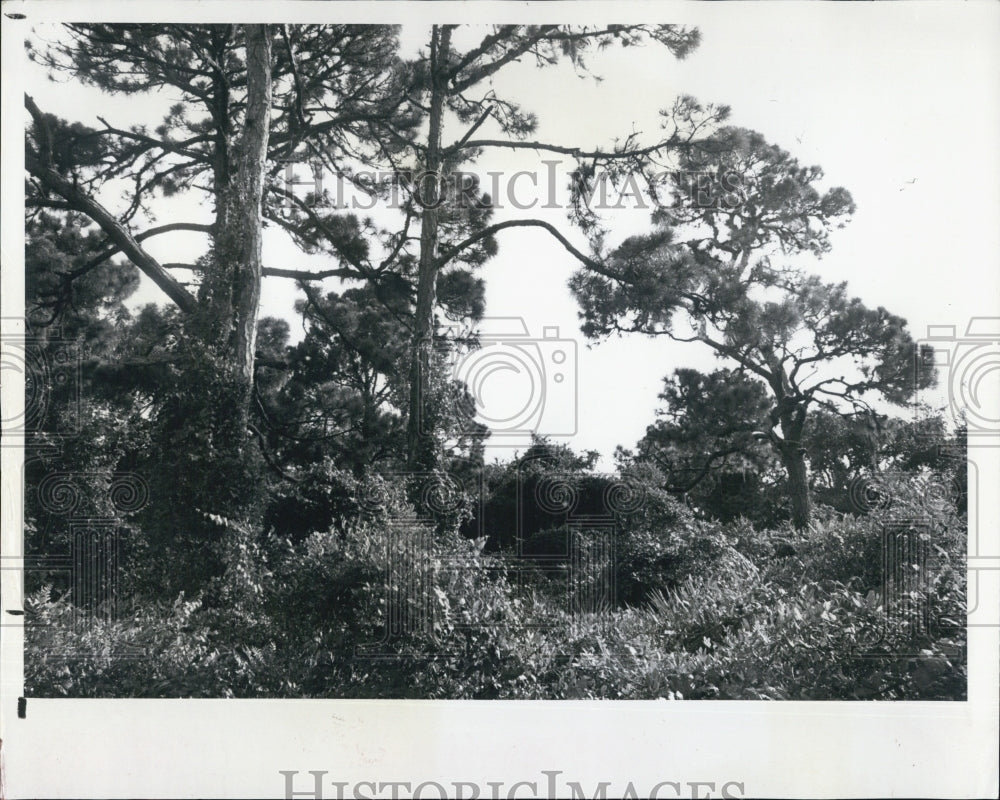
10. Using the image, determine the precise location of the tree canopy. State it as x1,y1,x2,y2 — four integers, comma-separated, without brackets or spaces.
570,127,936,526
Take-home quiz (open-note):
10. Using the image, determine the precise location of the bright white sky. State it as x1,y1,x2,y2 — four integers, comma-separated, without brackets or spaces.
17,2,1000,469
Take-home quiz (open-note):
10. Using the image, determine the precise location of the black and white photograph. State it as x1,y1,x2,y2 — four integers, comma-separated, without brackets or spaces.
1,1,998,798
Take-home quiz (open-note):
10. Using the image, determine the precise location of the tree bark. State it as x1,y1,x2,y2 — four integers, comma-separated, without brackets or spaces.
231,25,272,385
146,26,274,594
406,25,452,470
776,406,811,529
780,446,812,530
198,24,272,390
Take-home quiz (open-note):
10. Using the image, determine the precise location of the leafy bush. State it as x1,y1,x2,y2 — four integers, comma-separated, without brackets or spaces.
24,586,290,698
613,485,754,606
24,463,966,701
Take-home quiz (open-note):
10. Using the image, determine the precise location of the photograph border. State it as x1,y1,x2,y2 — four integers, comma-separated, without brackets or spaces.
2,2,998,798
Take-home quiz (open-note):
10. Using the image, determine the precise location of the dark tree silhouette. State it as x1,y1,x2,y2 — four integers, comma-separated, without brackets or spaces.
571,127,936,527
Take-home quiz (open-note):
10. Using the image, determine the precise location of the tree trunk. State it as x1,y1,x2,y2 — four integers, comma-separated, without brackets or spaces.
781,446,812,530
774,401,812,528
764,359,812,530
195,24,272,428
148,26,273,595
228,24,272,387
406,25,452,471
198,25,272,376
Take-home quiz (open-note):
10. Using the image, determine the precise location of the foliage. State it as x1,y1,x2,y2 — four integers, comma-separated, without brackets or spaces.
570,126,936,527
26,453,966,701
21,24,967,705
624,368,787,523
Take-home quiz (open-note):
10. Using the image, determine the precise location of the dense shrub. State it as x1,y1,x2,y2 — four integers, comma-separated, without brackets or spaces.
263,460,364,543
25,464,967,701
27,512,536,699
24,588,288,698
613,512,754,606
263,519,530,698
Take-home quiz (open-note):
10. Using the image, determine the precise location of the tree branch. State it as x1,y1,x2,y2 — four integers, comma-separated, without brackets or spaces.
94,118,212,161
443,104,494,155
26,171,198,313
454,138,677,159
164,263,359,282
435,218,625,281
449,26,560,94
71,222,216,280
656,446,744,494
262,266,358,281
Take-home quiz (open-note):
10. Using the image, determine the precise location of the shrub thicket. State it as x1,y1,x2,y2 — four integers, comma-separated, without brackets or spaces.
26,468,966,700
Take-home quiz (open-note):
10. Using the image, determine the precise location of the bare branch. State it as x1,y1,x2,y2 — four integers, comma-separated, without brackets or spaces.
435,217,624,280
444,104,494,154
72,222,216,280
26,166,198,312
262,266,359,281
